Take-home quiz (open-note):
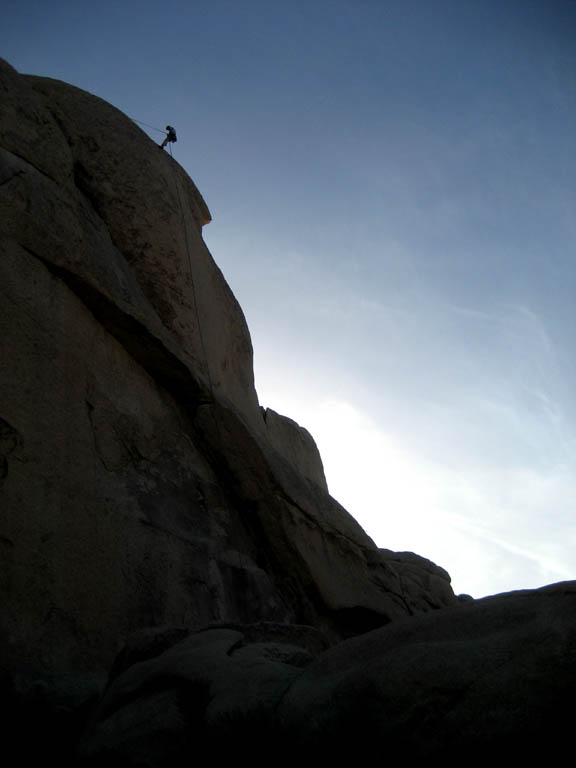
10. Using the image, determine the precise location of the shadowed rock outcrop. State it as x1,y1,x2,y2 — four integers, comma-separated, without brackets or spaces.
79,582,576,763
0,57,454,685
261,407,328,492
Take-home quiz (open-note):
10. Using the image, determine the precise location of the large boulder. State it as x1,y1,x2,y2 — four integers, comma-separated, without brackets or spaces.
78,582,576,762
279,580,576,758
262,407,328,492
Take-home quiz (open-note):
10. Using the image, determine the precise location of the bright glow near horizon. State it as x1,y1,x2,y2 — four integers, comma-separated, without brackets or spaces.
256,388,575,597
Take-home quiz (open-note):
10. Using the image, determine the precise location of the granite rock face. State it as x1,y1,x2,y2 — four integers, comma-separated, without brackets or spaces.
0,58,454,685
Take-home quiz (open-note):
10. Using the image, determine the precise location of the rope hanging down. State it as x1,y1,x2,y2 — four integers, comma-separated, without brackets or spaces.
164,141,254,580
167,143,219,417
130,117,166,134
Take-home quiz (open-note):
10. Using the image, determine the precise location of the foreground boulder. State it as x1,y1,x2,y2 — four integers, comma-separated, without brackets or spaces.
79,582,576,762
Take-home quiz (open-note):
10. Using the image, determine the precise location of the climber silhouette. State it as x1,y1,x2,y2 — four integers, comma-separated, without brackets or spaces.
159,125,177,150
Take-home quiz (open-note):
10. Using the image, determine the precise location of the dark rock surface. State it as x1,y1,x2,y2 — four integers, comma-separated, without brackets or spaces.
79,582,576,763
261,406,328,492
0,57,453,674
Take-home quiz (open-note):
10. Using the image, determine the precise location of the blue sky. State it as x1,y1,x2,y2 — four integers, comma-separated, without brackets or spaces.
3,0,576,596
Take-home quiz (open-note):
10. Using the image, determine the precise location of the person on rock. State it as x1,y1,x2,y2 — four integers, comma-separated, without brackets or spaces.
159,125,177,149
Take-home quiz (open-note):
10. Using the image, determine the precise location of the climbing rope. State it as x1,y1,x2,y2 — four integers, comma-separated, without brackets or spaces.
130,117,166,134
167,143,221,428
165,140,266,582
127,121,251,574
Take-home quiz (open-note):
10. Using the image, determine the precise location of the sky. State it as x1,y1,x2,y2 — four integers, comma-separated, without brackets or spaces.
3,0,575,597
